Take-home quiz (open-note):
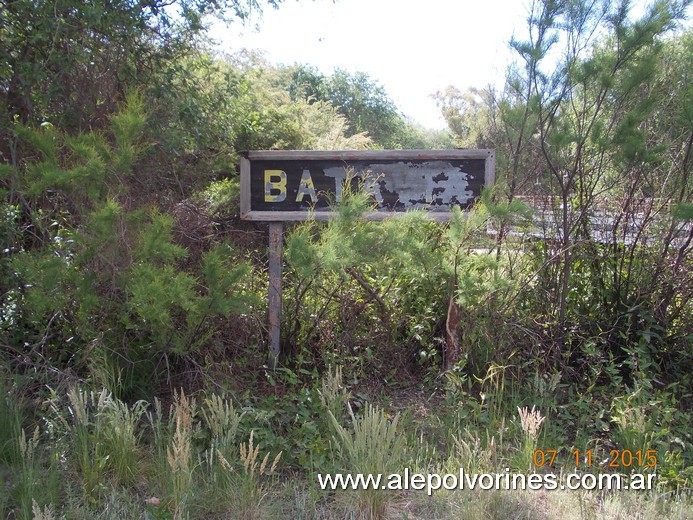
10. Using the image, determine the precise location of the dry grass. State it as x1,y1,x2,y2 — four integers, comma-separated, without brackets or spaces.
1,386,689,520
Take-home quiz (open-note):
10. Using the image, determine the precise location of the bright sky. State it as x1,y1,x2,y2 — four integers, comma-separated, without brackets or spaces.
210,0,529,129
209,0,681,130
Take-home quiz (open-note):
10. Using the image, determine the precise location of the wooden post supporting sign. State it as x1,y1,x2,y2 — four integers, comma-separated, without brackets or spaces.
268,222,283,368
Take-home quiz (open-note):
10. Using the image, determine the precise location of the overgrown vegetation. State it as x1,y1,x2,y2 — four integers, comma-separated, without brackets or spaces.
1,0,691,518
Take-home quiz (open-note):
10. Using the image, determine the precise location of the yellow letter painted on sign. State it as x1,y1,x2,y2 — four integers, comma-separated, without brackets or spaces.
296,169,316,203
264,170,287,202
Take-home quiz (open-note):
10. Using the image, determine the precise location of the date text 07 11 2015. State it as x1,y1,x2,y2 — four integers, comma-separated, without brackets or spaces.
532,449,658,469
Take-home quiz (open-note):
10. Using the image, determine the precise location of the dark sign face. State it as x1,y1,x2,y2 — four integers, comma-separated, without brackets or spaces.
240,150,494,221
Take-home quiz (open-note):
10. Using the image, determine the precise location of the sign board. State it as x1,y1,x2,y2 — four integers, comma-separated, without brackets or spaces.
240,150,495,221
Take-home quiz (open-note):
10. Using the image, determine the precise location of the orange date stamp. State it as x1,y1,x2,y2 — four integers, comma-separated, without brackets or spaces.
532,449,658,469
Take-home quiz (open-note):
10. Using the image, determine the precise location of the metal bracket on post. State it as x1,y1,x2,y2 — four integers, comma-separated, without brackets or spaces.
268,222,283,369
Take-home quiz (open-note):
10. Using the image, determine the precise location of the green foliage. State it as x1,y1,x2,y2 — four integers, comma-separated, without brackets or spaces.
3,93,257,396
299,99,373,150
10,92,147,204
323,68,408,148
672,202,693,220
244,382,334,471
284,187,446,372
127,264,196,341
194,178,241,217
609,385,691,487
126,239,255,354
432,86,494,147
283,182,530,380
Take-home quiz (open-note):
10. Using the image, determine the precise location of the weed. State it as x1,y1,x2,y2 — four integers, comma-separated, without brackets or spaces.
202,393,243,459
47,387,147,503
147,396,168,460
216,430,281,520
16,426,41,519
451,427,495,475
201,392,245,508
31,499,58,520
101,394,147,486
514,405,546,472
328,402,406,519
476,362,514,429
165,390,197,519
0,378,22,464
318,365,349,423
62,388,110,501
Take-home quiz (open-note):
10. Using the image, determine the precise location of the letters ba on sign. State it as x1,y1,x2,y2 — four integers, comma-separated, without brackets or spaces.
240,150,495,221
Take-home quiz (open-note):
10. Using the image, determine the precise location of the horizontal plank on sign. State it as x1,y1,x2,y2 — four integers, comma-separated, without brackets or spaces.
243,149,494,161
241,210,463,222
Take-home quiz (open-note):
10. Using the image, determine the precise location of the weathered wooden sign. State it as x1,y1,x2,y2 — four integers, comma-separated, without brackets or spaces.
240,149,495,221
240,149,495,369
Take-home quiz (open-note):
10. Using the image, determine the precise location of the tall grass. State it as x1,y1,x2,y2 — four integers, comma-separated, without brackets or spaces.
202,392,243,460
318,365,349,422
166,389,197,519
226,430,282,520
16,427,41,519
328,402,406,519
514,405,546,472
0,378,21,465
101,393,148,485
201,392,244,510
0,382,688,519
48,388,147,500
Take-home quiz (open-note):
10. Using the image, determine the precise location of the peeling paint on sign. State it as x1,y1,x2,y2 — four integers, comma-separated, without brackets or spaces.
241,150,494,221
362,161,474,210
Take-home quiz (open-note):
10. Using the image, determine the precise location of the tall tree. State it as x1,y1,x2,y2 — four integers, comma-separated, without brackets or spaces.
288,65,442,149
